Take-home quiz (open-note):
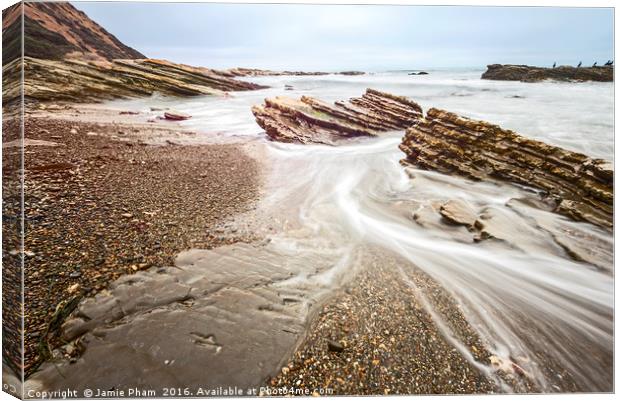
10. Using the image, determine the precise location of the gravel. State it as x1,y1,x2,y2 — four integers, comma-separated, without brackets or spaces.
267,249,533,394
3,115,259,375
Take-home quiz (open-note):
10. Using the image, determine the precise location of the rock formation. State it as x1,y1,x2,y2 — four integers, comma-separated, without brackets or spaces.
1,2,274,105
252,89,423,145
224,68,329,77
222,68,366,77
2,2,145,65
482,64,613,82
400,108,613,230
2,2,367,104
2,57,267,104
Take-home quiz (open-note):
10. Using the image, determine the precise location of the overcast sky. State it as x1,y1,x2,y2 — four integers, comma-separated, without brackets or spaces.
73,2,614,71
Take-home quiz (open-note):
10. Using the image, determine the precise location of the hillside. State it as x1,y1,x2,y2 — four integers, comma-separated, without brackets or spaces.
2,2,144,65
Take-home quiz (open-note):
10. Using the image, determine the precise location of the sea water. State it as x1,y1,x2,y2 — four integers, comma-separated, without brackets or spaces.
90,70,615,392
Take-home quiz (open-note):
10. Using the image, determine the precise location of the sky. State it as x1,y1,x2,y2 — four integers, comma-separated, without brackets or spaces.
73,2,614,71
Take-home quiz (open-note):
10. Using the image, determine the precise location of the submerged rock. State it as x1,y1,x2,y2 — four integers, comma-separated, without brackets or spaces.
164,111,191,121
400,108,613,229
252,89,423,145
439,200,477,228
482,64,613,82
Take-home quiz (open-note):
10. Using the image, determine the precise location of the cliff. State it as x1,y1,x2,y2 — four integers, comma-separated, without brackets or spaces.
481,64,613,82
2,2,268,104
252,89,423,145
400,108,613,229
2,2,145,65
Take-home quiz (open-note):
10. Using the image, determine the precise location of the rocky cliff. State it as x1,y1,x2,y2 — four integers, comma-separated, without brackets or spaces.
400,108,613,229
481,64,613,82
2,2,145,65
2,57,266,104
252,89,423,145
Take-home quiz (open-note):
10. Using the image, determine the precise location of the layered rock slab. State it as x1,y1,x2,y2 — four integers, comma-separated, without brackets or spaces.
481,64,613,82
252,89,423,145
3,57,266,104
400,108,613,230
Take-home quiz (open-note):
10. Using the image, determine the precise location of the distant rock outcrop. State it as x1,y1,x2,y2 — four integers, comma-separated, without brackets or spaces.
3,57,267,104
481,64,613,82
252,89,423,145
338,71,365,76
223,68,329,77
399,108,613,229
2,2,145,65
222,68,366,77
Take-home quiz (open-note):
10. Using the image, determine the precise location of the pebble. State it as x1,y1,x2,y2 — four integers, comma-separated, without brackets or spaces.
67,283,80,294
327,339,345,353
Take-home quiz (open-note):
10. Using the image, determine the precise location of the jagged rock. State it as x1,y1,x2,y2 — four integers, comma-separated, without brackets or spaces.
409,71,429,75
482,64,613,82
439,200,477,228
252,89,423,145
400,108,613,230
3,57,267,104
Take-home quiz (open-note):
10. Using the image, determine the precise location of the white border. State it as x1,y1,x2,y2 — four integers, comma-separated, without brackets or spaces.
0,1,616,401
